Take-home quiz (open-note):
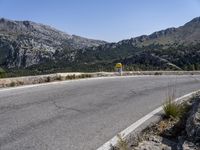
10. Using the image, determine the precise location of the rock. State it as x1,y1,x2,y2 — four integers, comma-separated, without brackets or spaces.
133,95,200,150
181,141,199,150
0,18,106,68
186,96,200,142
134,140,172,150
134,136,175,150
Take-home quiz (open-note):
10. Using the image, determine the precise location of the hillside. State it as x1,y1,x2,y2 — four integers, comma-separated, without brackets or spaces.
0,18,106,68
72,17,200,71
129,17,200,47
1,17,200,76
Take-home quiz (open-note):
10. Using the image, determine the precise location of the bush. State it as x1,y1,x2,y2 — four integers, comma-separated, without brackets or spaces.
85,74,92,78
66,75,72,80
65,74,76,80
65,74,92,80
56,75,63,81
72,74,76,79
18,81,24,85
77,74,92,79
154,72,162,75
116,134,129,150
163,99,186,119
46,76,51,82
0,68,6,78
10,82,16,87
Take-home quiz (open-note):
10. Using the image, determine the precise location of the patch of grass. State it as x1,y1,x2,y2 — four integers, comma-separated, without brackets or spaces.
66,74,76,80
46,76,51,82
116,134,129,150
9,82,16,87
85,74,92,78
56,75,63,81
154,72,162,75
17,81,24,85
65,74,92,80
163,99,186,119
79,74,92,78
0,67,6,78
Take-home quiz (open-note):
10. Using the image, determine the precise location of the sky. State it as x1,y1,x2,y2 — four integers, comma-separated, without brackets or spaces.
0,0,200,42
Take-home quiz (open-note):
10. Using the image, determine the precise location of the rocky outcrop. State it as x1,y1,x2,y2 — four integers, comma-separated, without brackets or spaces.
1,17,200,72
186,96,200,142
134,136,175,150
0,18,106,68
133,95,200,150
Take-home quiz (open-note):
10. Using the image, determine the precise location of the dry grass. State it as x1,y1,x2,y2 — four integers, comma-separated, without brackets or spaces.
0,73,94,88
116,134,129,150
163,99,187,119
9,82,16,87
162,87,187,119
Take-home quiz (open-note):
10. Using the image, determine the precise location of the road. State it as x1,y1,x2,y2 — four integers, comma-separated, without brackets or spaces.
0,75,200,150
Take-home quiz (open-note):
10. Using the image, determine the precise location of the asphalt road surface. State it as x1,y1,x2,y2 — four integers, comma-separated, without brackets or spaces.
0,75,200,150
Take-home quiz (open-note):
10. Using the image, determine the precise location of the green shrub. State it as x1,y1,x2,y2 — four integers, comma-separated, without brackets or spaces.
65,74,76,80
85,74,92,78
10,82,16,87
80,74,86,78
66,75,71,80
18,81,24,85
163,99,186,119
79,74,92,78
116,134,129,150
46,76,51,82
154,72,162,75
72,74,76,79
0,68,6,78
56,75,62,81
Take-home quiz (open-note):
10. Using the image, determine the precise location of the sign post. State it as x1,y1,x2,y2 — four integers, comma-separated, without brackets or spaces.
115,63,123,76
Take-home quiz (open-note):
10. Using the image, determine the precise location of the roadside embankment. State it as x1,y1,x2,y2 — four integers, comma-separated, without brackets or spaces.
114,93,200,150
1,71,200,88
0,73,93,88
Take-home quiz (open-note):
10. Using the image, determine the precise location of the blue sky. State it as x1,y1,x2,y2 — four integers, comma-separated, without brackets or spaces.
0,0,200,42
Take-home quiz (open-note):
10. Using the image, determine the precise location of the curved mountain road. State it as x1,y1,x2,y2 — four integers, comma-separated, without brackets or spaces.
0,75,200,150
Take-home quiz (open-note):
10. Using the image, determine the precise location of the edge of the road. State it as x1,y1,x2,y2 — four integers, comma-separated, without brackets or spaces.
0,75,199,92
97,89,200,150
0,75,170,92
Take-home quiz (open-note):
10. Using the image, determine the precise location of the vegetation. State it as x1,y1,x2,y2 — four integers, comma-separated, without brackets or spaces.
9,82,16,87
1,17,200,77
0,67,6,78
2,43,200,78
116,134,129,150
56,75,63,81
46,76,51,82
163,95,187,119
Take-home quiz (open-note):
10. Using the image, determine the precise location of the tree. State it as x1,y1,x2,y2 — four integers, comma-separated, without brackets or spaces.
0,68,6,78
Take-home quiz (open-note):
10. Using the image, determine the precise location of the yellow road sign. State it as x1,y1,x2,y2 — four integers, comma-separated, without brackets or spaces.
115,63,122,68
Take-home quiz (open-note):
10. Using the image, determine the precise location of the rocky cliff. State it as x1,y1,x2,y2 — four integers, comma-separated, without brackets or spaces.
0,18,106,68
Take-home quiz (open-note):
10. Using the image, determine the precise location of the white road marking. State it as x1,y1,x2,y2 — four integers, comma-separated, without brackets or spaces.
97,89,200,150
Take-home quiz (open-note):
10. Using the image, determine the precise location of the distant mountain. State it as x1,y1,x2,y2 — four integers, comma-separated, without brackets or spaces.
0,18,106,68
1,17,200,76
72,17,200,71
129,17,200,46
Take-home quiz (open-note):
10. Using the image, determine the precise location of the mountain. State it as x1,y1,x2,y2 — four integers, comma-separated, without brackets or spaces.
129,17,200,46
71,17,200,71
0,18,106,68
1,17,200,76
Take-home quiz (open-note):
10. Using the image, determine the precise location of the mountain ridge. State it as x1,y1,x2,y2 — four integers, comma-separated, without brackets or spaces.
0,18,106,68
1,17,200,75
72,16,200,72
